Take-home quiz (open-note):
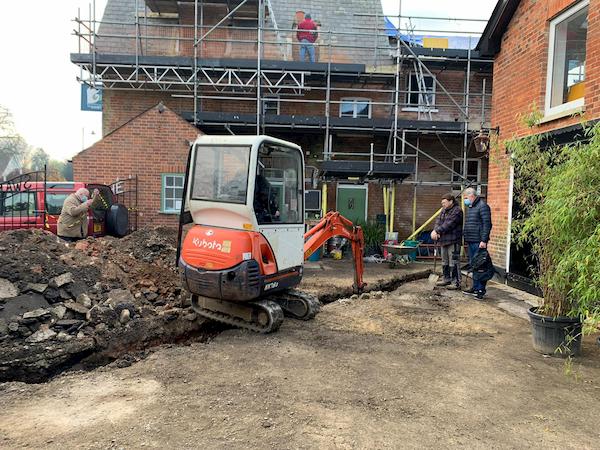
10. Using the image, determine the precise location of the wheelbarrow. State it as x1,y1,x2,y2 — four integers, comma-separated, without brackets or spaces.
382,242,419,268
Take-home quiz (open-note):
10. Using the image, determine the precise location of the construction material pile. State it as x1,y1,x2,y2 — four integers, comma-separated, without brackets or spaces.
0,228,206,383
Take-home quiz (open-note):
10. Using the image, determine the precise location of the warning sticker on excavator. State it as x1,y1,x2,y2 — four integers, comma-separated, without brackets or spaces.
221,240,231,254
243,252,252,260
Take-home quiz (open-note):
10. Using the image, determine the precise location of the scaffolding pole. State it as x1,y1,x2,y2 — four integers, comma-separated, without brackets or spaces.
462,38,472,193
193,0,198,125
256,0,263,134
324,30,332,160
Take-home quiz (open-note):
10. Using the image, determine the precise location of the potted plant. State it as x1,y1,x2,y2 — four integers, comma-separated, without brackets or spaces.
507,120,600,357
360,220,386,257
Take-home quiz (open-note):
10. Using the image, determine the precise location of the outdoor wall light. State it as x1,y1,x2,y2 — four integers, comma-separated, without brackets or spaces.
474,131,491,153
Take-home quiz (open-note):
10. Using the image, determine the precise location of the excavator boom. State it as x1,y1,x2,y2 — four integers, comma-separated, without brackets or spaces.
304,211,366,294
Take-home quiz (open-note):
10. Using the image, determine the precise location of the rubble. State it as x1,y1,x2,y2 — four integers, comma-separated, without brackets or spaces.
0,228,209,383
0,279,19,299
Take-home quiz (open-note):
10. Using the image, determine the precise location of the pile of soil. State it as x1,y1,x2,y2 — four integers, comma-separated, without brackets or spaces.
0,228,209,383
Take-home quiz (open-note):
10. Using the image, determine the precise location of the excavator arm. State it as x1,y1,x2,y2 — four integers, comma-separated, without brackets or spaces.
304,211,366,294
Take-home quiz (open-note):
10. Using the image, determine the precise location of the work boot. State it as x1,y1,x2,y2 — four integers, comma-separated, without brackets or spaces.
447,266,461,290
436,265,451,286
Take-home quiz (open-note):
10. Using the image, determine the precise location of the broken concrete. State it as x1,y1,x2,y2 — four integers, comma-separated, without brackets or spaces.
49,273,74,289
25,326,57,343
64,302,89,315
24,283,48,294
0,279,19,299
22,308,51,320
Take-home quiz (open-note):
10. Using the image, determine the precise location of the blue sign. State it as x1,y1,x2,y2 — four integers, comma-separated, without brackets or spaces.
81,84,102,111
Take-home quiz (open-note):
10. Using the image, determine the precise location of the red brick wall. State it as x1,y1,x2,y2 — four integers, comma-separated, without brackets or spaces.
73,104,201,228
489,0,600,270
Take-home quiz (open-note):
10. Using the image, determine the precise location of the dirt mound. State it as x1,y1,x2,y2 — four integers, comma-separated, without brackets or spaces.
0,228,208,383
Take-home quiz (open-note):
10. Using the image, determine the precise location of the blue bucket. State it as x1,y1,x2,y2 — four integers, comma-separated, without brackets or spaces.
307,247,322,262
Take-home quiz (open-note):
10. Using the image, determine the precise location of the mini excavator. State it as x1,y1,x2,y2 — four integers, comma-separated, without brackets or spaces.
177,135,365,333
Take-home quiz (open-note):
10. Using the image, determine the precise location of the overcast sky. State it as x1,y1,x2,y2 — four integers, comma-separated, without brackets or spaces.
0,0,496,162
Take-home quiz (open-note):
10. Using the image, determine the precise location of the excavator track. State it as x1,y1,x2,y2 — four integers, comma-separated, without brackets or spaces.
270,289,321,321
191,296,284,334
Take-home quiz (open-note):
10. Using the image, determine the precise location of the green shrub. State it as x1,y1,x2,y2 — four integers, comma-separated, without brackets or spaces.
359,220,386,256
509,123,600,329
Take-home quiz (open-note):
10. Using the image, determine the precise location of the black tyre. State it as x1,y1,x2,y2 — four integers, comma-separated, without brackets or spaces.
106,203,129,237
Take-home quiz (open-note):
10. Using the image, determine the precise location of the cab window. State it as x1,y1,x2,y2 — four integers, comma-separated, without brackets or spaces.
254,144,303,225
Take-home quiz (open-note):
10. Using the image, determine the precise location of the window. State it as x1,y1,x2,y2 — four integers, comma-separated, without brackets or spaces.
192,145,250,204
162,174,185,213
339,98,371,118
46,193,69,215
451,159,481,192
405,73,436,110
262,96,280,115
545,1,588,115
0,192,36,217
254,143,303,224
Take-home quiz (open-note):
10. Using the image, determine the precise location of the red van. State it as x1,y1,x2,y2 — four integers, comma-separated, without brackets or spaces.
0,181,129,237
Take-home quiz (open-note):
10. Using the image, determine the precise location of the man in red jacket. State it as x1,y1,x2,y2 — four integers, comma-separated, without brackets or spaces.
297,13,318,63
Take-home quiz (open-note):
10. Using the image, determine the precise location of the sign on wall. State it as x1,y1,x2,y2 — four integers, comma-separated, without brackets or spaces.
81,84,102,111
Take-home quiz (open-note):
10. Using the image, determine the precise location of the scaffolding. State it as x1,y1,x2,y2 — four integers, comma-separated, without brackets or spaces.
73,0,494,234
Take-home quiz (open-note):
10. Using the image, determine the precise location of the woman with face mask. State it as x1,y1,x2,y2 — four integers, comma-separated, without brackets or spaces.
57,187,99,242
431,193,463,289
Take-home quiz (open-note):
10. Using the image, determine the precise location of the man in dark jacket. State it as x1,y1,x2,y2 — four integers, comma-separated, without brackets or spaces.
297,14,318,62
431,193,463,289
462,187,493,299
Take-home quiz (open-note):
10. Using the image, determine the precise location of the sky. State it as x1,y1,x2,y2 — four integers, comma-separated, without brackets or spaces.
0,0,496,162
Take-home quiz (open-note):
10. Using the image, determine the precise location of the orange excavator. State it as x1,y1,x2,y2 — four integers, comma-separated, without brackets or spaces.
177,135,365,333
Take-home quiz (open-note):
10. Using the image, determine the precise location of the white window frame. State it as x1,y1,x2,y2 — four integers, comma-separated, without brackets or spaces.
161,173,185,214
544,1,588,118
451,158,481,194
339,98,372,119
262,96,280,115
403,72,437,112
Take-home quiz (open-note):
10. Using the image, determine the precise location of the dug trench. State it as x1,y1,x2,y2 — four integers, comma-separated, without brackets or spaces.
0,228,431,383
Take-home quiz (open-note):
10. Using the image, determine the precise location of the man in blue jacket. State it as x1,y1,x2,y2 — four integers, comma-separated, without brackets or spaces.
462,188,492,299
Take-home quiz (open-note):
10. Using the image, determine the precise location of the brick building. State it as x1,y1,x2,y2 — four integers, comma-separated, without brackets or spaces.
72,0,493,237
478,0,597,287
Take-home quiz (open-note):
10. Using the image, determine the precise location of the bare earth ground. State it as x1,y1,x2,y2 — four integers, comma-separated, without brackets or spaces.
1,260,600,449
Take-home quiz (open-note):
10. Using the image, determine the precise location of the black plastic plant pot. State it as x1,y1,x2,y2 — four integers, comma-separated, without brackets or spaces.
527,307,582,357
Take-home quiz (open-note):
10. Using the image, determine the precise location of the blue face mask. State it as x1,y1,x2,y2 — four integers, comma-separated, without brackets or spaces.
463,198,472,207
80,195,88,203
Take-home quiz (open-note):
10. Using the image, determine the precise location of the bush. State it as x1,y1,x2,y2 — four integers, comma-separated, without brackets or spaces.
359,220,386,256
509,123,600,330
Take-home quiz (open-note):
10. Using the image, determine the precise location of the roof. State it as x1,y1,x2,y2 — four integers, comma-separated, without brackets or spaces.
385,17,479,50
476,0,521,57
96,0,389,65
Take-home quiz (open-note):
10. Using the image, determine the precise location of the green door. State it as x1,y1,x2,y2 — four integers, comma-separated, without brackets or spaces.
336,185,367,224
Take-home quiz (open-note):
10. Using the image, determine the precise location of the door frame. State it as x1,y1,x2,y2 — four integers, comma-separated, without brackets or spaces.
336,183,368,222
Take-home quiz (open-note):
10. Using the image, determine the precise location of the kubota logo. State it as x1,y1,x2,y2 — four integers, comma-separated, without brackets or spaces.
192,238,232,254
192,237,222,251
205,230,214,236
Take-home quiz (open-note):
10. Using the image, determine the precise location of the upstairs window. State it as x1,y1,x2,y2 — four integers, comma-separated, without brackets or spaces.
339,98,371,118
405,73,436,110
262,96,280,115
545,1,588,115
451,158,481,193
